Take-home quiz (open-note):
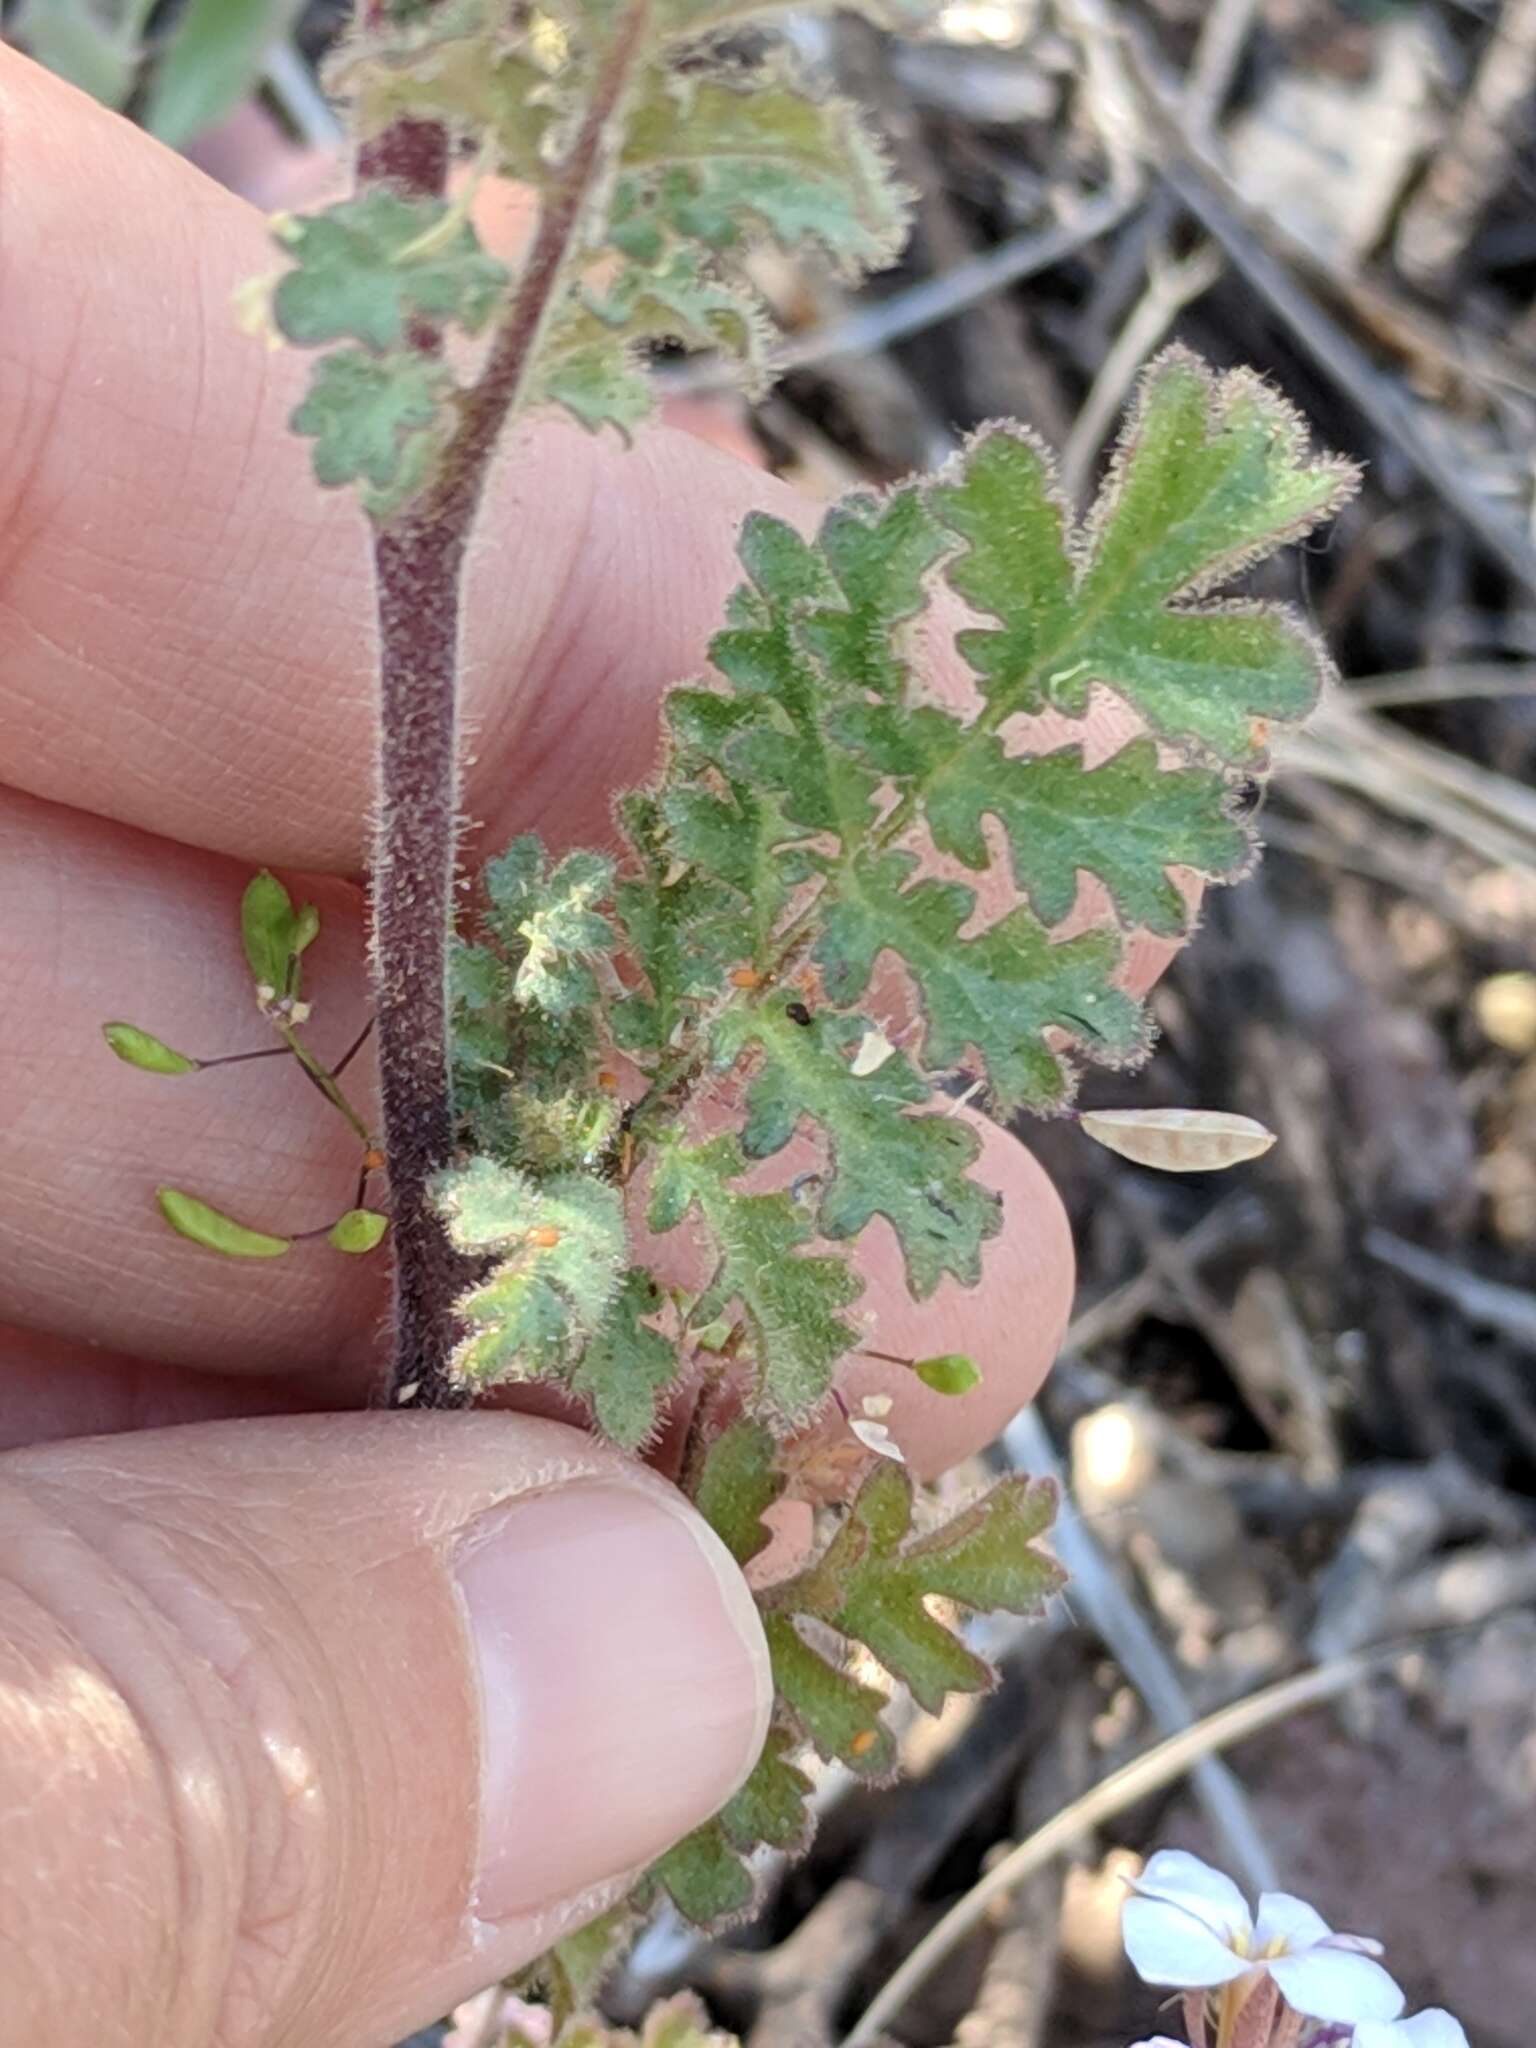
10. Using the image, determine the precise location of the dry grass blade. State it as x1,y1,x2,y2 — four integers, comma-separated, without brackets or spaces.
1279,701,1536,882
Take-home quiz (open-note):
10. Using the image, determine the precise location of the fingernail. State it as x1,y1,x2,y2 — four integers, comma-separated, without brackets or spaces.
455,1480,772,1921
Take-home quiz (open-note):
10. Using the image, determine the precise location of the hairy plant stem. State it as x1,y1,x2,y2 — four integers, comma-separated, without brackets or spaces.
364,0,656,1405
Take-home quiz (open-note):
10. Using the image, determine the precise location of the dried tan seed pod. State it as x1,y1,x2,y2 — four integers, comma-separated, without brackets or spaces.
1078,1108,1277,1173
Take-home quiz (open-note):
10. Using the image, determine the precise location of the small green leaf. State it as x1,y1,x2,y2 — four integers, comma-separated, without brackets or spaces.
157,1188,292,1259
329,1208,390,1253
272,189,508,350
102,1022,200,1076
538,1903,641,2037
289,349,453,509
143,0,298,149
913,1352,981,1396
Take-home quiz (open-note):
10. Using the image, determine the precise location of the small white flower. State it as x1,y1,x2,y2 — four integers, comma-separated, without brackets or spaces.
1123,1851,1403,2026
861,1393,894,1419
1355,2012,1470,2048
849,1416,905,1462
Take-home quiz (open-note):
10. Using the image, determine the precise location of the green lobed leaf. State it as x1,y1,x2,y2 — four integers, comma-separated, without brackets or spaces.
607,794,759,1058
714,999,1001,1297
271,189,508,351
816,852,1148,1112
103,1022,200,1076
536,248,774,435
437,1158,627,1385
157,1187,292,1259
924,735,1247,938
648,1135,861,1421
654,1433,1060,1923
530,50,909,436
931,353,1358,763
767,1463,1063,1714
616,65,907,278
537,342,656,440
611,351,1352,1128
289,349,453,510
567,1268,679,1449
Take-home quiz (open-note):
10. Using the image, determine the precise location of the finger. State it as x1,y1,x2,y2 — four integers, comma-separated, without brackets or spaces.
0,788,384,1380
0,1410,770,2048
0,1324,321,1452
0,52,809,868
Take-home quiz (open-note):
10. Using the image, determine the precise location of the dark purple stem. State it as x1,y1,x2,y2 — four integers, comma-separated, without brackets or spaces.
363,0,655,1405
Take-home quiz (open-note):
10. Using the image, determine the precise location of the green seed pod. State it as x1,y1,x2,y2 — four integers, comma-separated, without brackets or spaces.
241,870,297,991
914,1353,981,1396
156,1187,292,1259
102,1022,199,1075
291,901,322,959
329,1208,390,1253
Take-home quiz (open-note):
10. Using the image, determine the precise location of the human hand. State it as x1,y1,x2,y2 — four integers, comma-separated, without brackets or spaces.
0,48,1174,2047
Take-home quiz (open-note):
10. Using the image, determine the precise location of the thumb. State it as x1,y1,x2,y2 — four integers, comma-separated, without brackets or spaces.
0,1412,771,2048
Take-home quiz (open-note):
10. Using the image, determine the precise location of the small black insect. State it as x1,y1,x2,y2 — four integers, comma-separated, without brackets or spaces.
785,1000,814,1027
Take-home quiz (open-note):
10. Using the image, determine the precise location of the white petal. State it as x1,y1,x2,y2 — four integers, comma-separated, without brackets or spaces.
1252,1890,1333,1952
860,1393,894,1419
1132,1849,1254,1937
1128,2038,1191,2048
1355,2012,1470,2048
1122,1895,1251,1989
1269,1946,1405,2023
1329,1932,1387,1956
850,1417,906,1462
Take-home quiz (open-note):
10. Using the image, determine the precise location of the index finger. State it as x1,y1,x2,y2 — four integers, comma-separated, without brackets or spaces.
0,50,811,869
